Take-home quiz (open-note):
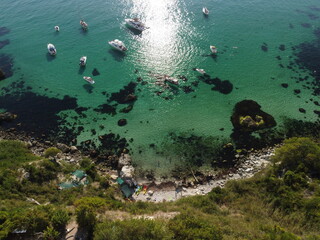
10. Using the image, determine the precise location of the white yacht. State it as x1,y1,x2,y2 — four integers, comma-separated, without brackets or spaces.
125,18,147,31
47,43,57,55
83,76,95,84
164,76,179,85
210,45,217,54
203,7,209,15
108,39,127,52
195,68,206,74
54,26,60,32
79,56,87,66
80,20,88,30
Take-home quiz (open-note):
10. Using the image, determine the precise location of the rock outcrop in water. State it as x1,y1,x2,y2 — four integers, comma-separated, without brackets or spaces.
231,100,276,132
0,68,5,80
0,112,17,123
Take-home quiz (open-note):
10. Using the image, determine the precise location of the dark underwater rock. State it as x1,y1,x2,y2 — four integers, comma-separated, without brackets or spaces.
0,68,5,80
94,103,117,116
299,108,306,113
279,44,285,51
92,68,100,76
202,77,233,94
261,44,268,52
120,105,133,113
0,92,80,144
281,83,289,88
231,100,276,132
118,119,127,126
0,54,14,79
97,133,129,156
182,86,194,93
0,27,10,37
294,89,301,94
0,112,17,123
109,82,138,104
0,39,10,49
301,23,311,28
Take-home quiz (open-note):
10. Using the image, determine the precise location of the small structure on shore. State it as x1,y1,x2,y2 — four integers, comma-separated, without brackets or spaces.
58,170,88,189
116,177,137,198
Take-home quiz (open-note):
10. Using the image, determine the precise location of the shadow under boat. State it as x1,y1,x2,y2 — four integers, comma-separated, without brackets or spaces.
108,49,126,62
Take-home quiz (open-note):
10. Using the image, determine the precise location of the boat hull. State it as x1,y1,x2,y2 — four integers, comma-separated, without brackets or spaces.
47,44,56,55
125,19,146,31
83,76,94,84
108,41,127,52
80,56,87,66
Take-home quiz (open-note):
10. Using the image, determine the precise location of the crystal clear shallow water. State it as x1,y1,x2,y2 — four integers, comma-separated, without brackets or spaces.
1,0,320,174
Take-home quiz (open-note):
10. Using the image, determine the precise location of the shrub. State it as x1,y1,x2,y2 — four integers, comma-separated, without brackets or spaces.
24,160,59,183
50,209,70,232
75,197,107,234
305,197,320,223
94,219,172,240
272,185,303,212
44,147,61,158
80,158,98,181
0,140,38,171
263,225,300,240
272,137,320,178
283,170,308,190
168,212,222,240
43,226,60,240
178,195,218,214
208,187,229,204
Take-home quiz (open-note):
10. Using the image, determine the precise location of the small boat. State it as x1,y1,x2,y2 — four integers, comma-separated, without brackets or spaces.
54,26,60,32
80,20,88,30
164,76,179,85
83,76,95,84
79,56,87,66
125,18,147,31
210,45,217,54
203,7,209,15
195,68,206,74
47,43,57,55
108,39,127,52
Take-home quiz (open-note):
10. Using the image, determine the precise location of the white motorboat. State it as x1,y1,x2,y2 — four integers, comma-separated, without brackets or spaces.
125,18,147,31
203,7,209,15
108,39,127,52
195,68,206,74
54,26,60,32
47,43,57,55
210,45,217,54
83,76,95,84
80,20,88,30
79,56,87,66
164,76,179,85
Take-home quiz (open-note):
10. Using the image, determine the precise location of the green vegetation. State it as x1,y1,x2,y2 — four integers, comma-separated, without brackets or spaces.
44,147,61,158
0,140,38,170
1,137,320,239
94,219,172,240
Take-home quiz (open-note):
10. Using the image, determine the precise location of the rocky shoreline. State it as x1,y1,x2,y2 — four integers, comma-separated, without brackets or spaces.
0,126,278,202
133,146,276,202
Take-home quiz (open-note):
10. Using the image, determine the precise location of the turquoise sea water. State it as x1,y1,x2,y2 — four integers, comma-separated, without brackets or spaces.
1,0,320,174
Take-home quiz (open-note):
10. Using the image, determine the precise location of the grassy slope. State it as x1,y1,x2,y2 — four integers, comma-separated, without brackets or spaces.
0,138,320,240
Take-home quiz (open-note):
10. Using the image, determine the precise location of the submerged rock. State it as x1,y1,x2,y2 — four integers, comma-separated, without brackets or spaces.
261,44,268,52
0,68,5,80
120,105,133,113
118,119,127,126
0,112,17,123
231,100,276,132
279,44,286,51
92,68,100,76
299,108,306,113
